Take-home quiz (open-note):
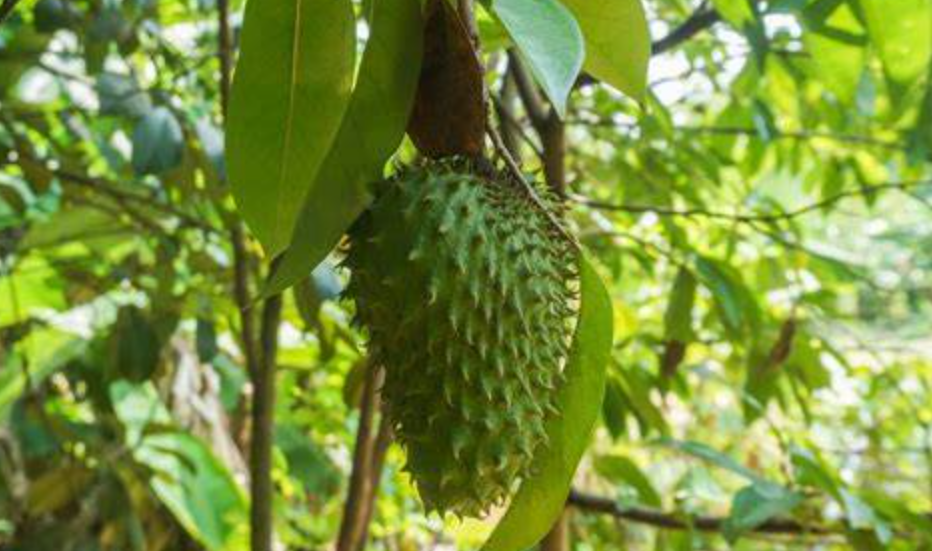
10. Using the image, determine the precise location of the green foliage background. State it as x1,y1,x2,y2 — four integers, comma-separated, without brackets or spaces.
0,0,930,550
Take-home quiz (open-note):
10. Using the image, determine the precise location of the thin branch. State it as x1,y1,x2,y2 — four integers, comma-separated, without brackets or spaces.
573,117,906,151
575,180,932,223
568,490,838,535
509,50,549,131
509,51,566,195
539,510,570,551
53,167,218,233
652,6,722,56
494,66,524,160
218,0,233,116
337,367,387,551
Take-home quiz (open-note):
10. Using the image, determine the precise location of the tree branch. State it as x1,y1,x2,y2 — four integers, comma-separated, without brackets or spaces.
652,6,722,56
539,509,570,551
568,490,838,535
575,180,932,222
509,51,566,195
573,117,906,151
248,292,283,551
337,367,384,551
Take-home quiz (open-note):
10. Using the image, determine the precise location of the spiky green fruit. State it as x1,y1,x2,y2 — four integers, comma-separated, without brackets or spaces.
344,160,578,517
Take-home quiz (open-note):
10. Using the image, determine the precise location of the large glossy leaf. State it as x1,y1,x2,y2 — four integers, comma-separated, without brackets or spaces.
492,0,585,117
857,0,931,87
227,0,355,255
559,0,650,99
483,254,613,551
264,0,423,296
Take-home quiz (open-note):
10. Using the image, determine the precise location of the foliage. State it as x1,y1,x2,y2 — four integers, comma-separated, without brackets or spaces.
0,0,930,549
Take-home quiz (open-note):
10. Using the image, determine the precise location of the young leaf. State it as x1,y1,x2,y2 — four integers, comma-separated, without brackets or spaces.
492,0,585,117
227,0,356,256
723,482,804,543
695,255,760,338
483,254,613,551
264,0,423,296
663,267,696,342
559,0,650,99
132,106,183,176
660,438,764,483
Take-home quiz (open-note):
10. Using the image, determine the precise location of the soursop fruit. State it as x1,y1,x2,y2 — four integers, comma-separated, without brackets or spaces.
344,159,578,517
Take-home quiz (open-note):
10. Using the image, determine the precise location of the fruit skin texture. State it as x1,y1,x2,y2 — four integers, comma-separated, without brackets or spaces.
344,160,577,517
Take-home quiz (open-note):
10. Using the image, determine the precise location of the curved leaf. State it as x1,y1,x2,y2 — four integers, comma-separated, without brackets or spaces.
560,0,650,99
492,0,585,118
227,0,356,255
263,0,423,296
483,253,613,551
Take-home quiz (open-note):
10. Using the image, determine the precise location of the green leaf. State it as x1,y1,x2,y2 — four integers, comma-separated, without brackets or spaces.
802,1,868,103
712,0,755,27
0,329,83,419
492,0,585,117
132,106,183,176
593,454,662,507
857,0,931,87
110,382,248,551
695,255,760,338
663,267,696,342
263,0,423,296
483,254,612,551
96,73,151,118
660,438,763,483
723,482,804,543
227,0,356,256
20,206,131,249
559,0,650,99
108,305,162,383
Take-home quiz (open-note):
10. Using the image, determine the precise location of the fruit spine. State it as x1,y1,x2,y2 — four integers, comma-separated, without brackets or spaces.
344,159,578,517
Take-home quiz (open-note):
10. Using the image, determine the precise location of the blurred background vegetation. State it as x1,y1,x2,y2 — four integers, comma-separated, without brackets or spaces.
0,0,930,550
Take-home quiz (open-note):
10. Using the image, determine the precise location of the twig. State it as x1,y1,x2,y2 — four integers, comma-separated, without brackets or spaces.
218,0,233,116
508,51,566,195
575,180,932,223
573,117,906,151
652,6,722,55
568,490,838,535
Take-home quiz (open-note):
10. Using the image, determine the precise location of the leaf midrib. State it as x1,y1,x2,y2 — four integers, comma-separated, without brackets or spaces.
273,0,305,249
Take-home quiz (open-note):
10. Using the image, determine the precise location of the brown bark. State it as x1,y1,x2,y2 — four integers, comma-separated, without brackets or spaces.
248,294,283,551
539,509,570,551
508,51,566,196
337,368,390,551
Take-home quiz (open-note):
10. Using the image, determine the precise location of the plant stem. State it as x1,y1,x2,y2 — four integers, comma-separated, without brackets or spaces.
337,367,389,551
249,293,283,551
